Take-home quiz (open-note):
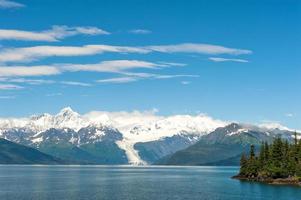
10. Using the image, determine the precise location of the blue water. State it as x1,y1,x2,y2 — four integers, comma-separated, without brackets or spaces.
0,165,300,200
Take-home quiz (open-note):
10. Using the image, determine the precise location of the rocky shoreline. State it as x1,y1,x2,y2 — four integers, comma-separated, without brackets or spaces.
232,175,301,186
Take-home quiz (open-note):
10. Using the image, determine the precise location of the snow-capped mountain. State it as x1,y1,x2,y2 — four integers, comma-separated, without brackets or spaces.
157,123,300,166
0,107,226,165
0,107,297,165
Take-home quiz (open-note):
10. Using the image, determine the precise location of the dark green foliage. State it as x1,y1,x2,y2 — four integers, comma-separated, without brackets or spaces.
156,143,245,166
239,153,248,175
238,135,301,179
0,138,62,164
38,141,128,164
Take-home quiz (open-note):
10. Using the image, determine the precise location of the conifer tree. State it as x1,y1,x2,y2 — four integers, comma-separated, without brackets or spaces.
237,134,301,180
258,143,265,169
239,153,248,176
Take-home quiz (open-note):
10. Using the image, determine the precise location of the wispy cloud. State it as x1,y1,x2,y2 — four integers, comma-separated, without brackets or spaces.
46,93,63,97
129,29,152,34
153,74,199,79
285,113,294,118
0,43,251,63
0,60,172,77
0,26,109,42
0,66,60,77
0,83,23,90
61,81,92,87
61,60,165,73
259,121,291,131
181,81,191,85
209,57,249,63
1,78,55,85
96,77,138,84
96,73,199,84
0,0,24,9
0,45,148,63
148,43,252,55
0,95,16,99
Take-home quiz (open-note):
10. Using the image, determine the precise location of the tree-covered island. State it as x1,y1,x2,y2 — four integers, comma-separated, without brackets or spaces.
233,132,301,186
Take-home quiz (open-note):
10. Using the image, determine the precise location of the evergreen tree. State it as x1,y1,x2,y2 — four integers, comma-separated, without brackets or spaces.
258,143,265,170
239,153,248,176
264,142,269,164
247,145,258,177
250,145,255,159
237,135,301,180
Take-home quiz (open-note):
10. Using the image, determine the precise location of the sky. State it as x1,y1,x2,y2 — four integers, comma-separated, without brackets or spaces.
0,0,300,129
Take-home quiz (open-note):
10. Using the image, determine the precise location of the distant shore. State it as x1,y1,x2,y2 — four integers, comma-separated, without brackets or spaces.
232,175,301,186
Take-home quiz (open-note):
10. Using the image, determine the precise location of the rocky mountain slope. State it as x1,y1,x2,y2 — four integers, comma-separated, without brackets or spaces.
0,138,62,164
156,123,299,166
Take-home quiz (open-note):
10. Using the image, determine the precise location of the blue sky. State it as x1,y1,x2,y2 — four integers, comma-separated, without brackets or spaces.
0,0,300,129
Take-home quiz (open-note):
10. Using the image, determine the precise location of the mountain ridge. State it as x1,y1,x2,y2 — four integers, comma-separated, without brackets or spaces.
0,108,298,165
156,123,299,165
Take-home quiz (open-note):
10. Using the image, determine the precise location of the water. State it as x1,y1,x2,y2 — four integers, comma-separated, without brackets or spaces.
0,165,300,200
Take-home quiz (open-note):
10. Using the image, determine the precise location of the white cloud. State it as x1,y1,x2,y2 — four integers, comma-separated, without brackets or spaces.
0,83,23,90
0,43,251,63
0,60,199,88
0,0,24,8
0,66,60,77
259,121,291,131
0,26,109,42
157,62,187,67
62,60,161,73
1,78,55,85
61,81,92,87
84,109,162,130
0,45,149,63
148,43,252,55
96,74,199,84
0,60,169,77
209,57,249,63
129,29,152,34
96,77,138,84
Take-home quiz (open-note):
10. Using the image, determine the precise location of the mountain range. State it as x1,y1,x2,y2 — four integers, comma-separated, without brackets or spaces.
156,123,298,165
0,107,298,165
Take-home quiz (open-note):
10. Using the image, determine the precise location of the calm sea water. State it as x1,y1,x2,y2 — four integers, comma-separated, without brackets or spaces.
0,165,300,200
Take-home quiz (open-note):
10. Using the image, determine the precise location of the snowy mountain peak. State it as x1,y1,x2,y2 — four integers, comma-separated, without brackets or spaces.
57,107,79,117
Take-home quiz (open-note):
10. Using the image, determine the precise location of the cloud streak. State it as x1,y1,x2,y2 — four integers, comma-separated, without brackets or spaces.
0,83,23,90
148,43,252,55
0,95,16,99
0,78,55,85
96,73,199,84
97,77,138,84
0,43,252,63
0,45,148,63
46,93,63,97
0,60,178,77
0,66,60,77
0,0,24,8
0,26,109,42
209,57,249,63
129,29,152,34
61,81,92,87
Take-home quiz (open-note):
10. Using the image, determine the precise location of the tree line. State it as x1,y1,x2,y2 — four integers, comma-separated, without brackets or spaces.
239,132,301,179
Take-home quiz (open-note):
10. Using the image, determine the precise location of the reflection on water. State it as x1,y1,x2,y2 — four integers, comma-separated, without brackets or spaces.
0,165,300,200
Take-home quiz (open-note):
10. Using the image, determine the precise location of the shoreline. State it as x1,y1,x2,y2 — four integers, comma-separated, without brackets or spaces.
232,175,301,187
